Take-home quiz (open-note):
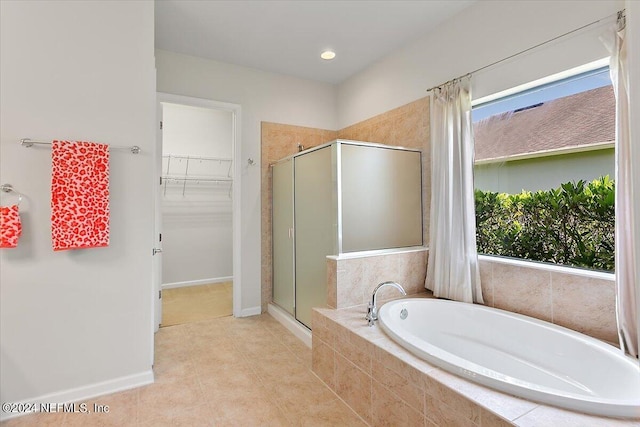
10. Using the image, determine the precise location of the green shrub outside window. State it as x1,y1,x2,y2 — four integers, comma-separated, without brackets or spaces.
474,175,615,272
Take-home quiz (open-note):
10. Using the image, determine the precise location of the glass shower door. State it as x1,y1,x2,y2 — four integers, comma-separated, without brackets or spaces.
272,159,295,315
294,146,337,328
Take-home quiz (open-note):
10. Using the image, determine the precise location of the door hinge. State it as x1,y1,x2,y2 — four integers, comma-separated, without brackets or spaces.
160,121,163,130
159,290,162,299
159,176,163,185
159,233,162,242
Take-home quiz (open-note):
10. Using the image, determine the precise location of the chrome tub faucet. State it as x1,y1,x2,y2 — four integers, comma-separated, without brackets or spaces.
365,281,407,326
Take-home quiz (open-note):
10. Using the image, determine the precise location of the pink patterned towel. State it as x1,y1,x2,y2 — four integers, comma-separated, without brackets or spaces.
0,205,22,248
51,140,110,251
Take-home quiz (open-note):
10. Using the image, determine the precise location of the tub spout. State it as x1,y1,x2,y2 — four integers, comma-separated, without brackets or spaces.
366,281,406,326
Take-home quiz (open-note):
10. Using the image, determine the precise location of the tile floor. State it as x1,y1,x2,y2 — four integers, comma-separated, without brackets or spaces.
1,314,366,426
161,282,233,327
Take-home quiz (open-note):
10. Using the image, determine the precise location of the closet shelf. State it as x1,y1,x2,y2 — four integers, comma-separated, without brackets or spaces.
162,153,234,196
162,154,232,163
162,176,232,183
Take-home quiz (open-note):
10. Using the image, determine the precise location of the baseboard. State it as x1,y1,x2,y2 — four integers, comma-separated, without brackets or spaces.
267,303,312,348
162,276,233,290
0,370,154,422
238,306,262,317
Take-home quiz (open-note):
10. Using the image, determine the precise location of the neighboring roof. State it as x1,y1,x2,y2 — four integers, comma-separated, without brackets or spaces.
473,85,615,163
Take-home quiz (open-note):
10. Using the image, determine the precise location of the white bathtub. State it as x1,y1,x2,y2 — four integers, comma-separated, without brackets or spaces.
378,298,640,419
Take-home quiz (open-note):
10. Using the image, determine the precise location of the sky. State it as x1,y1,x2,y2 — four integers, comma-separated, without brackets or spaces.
472,67,612,122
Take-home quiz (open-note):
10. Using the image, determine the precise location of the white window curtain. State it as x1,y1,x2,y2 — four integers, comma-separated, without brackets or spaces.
425,78,484,304
606,11,638,358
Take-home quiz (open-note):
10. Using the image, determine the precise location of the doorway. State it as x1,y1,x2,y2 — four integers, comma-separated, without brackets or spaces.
154,93,242,330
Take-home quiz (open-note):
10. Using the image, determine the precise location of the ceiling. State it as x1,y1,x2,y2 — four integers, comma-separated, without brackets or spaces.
155,1,475,84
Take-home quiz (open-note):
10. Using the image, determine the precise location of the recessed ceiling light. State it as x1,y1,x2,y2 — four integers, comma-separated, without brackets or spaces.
320,50,336,60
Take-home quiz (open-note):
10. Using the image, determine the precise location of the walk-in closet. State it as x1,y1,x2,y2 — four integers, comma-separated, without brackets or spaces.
159,102,234,326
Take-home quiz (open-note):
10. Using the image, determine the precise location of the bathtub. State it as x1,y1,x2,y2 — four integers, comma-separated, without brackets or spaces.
378,298,640,419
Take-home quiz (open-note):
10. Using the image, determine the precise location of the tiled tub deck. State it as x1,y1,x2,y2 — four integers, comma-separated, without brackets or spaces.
311,296,640,427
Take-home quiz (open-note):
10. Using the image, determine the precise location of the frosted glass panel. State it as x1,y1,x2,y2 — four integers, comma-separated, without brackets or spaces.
294,147,336,328
272,160,294,315
341,144,422,252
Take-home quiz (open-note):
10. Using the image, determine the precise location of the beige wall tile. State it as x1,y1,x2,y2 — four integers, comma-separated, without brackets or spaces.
372,340,433,390
337,258,365,308
396,250,428,294
312,309,335,346
394,111,421,149
327,258,337,308
551,273,618,343
479,259,494,307
356,251,428,303
312,335,335,389
335,352,373,425
334,324,374,375
492,263,552,321
372,379,425,427
361,255,402,301
356,124,373,142
370,117,394,145
480,257,618,343
372,339,434,391
424,376,481,425
424,395,480,427
372,358,424,414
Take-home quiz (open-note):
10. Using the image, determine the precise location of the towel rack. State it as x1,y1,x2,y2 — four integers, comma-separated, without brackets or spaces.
0,183,23,204
20,138,141,154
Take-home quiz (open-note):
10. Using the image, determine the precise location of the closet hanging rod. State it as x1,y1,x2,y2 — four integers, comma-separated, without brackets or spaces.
162,176,232,183
20,138,141,154
162,154,232,162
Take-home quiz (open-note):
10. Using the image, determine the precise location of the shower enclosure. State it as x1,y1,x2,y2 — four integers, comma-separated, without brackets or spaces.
272,140,423,328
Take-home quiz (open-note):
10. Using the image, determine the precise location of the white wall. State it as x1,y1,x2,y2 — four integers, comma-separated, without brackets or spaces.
161,103,233,285
0,0,155,411
338,0,624,128
162,103,233,158
156,49,338,312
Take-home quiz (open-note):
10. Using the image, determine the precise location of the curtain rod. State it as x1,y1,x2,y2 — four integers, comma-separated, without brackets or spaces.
426,9,623,93
20,138,141,154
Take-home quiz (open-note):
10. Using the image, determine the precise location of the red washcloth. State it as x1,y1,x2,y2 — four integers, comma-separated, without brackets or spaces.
51,140,110,251
0,205,22,248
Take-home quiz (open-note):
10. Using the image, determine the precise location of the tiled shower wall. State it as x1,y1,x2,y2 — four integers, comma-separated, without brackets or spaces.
261,96,431,312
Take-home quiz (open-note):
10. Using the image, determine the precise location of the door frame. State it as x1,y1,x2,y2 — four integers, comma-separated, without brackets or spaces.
155,92,243,320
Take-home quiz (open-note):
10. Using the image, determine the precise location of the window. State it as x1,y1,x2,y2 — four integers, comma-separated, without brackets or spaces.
472,66,615,272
